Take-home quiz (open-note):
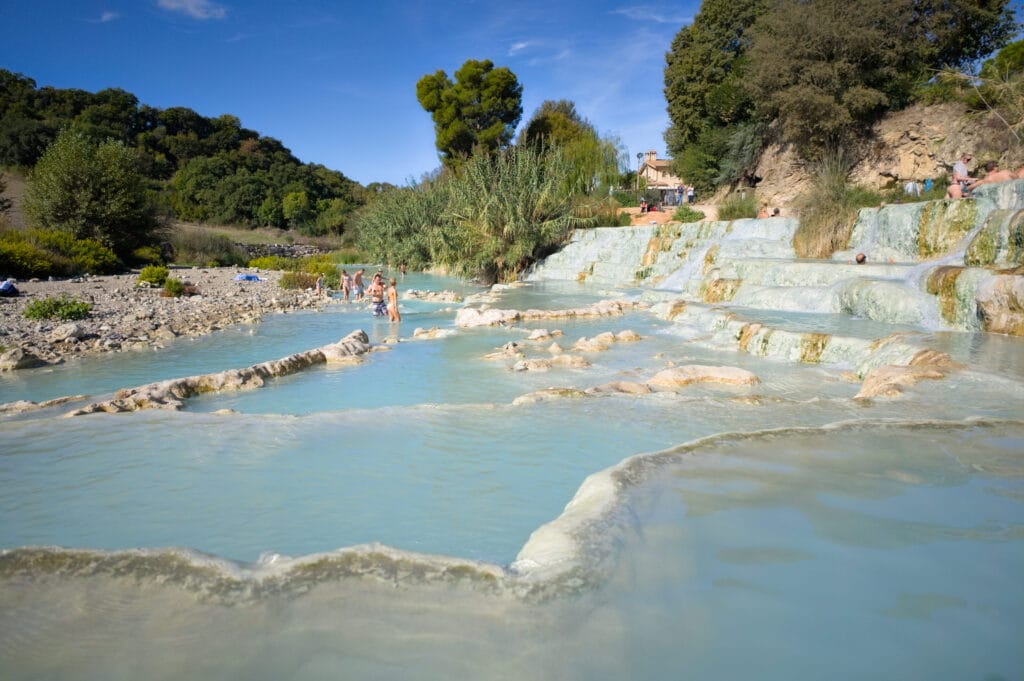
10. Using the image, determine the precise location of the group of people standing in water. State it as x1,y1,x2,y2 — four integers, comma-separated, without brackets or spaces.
338,266,402,322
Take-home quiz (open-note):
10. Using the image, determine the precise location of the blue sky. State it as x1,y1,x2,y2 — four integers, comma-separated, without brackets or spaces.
0,0,697,186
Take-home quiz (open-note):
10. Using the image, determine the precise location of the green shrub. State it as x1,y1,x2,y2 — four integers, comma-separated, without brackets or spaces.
279,271,318,290
138,265,169,286
131,245,164,265
0,240,55,278
162,277,186,297
248,255,290,270
610,190,639,207
673,205,706,223
298,254,340,287
23,296,92,320
717,193,759,220
30,230,117,273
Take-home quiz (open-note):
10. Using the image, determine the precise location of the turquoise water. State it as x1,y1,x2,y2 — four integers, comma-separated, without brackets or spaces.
1,274,1023,680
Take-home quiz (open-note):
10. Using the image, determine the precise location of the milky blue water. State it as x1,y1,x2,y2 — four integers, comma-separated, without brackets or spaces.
1,273,1022,680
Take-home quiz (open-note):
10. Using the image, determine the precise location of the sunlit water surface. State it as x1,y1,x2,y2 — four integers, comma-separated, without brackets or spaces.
1,274,1022,680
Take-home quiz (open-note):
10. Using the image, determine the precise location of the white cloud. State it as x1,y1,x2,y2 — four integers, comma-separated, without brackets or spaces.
508,41,533,56
99,10,120,22
157,0,227,20
507,39,572,65
611,6,690,24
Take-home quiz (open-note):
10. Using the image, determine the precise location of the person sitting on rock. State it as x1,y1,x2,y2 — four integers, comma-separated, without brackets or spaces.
966,161,1017,193
946,153,973,198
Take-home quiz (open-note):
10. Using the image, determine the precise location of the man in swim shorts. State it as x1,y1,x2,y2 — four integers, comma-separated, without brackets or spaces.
368,272,386,317
353,268,365,301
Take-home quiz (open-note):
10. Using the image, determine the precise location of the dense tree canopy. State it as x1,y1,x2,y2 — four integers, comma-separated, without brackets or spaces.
0,70,366,234
663,0,1019,186
416,59,523,165
24,128,157,258
746,0,1019,156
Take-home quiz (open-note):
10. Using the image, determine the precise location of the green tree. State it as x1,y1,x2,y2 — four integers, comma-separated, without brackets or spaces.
662,0,766,191
282,190,312,229
663,0,765,152
519,100,625,194
746,0,1018,157
24,128,156,258
416,59,523,165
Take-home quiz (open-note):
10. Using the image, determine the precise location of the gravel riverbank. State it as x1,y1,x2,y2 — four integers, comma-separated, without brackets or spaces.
0,267,327,370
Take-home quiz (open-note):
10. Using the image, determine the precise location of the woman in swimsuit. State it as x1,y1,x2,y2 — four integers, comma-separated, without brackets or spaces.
387,277,401,322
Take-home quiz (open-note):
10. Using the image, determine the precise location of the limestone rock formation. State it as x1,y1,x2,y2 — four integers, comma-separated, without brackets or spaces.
455,300,633,328
64,330,371,415
976,274,1024,336
646,365,759,389
854,349,959,399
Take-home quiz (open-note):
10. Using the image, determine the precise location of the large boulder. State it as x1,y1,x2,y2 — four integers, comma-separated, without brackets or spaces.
976,274,1024,336
0,347,45,371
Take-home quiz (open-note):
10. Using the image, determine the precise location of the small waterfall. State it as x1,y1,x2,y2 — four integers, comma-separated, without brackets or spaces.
524,180,1024,336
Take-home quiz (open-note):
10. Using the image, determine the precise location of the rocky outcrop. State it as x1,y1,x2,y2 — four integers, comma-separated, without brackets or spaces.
63,330,370,416
751,103,1009,209
976,273,1024,336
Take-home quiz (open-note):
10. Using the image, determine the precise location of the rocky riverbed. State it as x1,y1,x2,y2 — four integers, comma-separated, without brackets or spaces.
0,268,327,370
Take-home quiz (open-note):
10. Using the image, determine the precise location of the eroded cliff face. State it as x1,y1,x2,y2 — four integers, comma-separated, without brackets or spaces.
751,103,1016,209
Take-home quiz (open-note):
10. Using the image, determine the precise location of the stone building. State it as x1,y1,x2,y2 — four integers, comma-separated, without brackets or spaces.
638,150,684,205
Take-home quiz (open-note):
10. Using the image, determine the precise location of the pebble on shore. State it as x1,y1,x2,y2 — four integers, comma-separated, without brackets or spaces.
0,268,329,370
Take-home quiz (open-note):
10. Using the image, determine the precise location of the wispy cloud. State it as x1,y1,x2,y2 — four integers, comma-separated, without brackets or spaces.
508,41,533,56
507,39,572,66
157,0,227,20
86,10,120,23
611,5,691,24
